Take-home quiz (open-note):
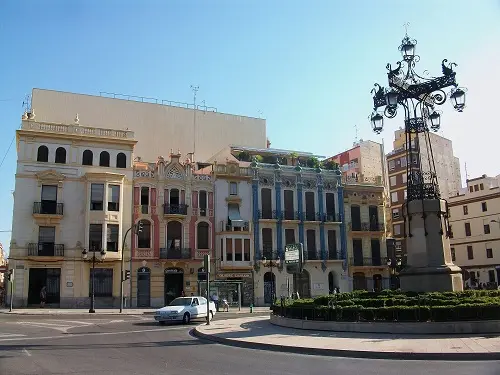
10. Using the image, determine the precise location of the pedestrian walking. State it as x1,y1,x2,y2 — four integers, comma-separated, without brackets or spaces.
40,286,47,308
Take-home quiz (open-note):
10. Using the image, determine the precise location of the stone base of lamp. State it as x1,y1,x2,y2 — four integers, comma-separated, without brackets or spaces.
400,198,463,292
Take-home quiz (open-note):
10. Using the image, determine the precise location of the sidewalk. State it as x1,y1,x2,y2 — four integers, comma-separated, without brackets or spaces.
0,307,270,316
194,315,500,361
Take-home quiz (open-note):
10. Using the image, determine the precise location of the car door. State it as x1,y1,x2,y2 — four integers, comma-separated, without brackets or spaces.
191,298,201,317
199,297,208,317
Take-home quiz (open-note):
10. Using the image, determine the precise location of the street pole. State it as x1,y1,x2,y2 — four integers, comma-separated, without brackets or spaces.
120,225,134,313
204,254,210,325
90,254,95,313
9,276,14,312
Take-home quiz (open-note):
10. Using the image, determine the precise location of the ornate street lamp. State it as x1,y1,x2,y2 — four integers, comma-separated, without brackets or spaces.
83,248,107,313
370,27,467,292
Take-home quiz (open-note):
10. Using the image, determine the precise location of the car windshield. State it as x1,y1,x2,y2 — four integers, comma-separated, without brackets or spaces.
169,297,192,306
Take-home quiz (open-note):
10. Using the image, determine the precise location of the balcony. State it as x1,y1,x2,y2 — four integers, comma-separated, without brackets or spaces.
223,221,250,232
322,212,341,223
327,251,342,260
350,257,388,267
261,249,281,261
163,203,188,216
28,243,64,257
33,202,64,216
282,210,300,220
304,212,321,222
258,209,279,220
304,250,320,260
349,222,385,232
160,247,192,260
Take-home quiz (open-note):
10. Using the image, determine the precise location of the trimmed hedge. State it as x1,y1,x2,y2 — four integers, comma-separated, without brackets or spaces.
272,290,500,322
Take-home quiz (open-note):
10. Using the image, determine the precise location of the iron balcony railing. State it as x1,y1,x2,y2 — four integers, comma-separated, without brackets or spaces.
258,209,279,220
163,203,189,215
350,257,388,267
261,249,282,260
322,212,341,222
304,212,321,221
224,221,250,231
282,210,300,220
160,247,192,259
28,243,64,256
304,250,320,260
33,202,64,215
349,222,385,232
327,250,342,260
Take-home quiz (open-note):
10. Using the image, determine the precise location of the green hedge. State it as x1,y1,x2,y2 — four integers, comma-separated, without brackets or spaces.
272,290,500,322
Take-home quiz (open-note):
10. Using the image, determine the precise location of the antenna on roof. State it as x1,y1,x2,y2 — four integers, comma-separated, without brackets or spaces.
191,85,199,163
465,162,469,182
22,94,31,113
354,124,359,144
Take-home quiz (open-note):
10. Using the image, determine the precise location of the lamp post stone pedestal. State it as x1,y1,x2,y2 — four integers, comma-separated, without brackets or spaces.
399,199,463,292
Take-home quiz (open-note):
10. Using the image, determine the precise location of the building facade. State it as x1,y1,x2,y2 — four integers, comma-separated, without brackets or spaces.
225,147,347,305
10,115,136,307
387,129,461,263
130,152,215,307
449,175,500,288
343,176,390,291
0,243,6,289
212,160,254,306
30,88,267,165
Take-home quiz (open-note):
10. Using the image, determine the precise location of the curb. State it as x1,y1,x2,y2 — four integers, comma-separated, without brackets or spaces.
0,311,156,317
192,327,500,361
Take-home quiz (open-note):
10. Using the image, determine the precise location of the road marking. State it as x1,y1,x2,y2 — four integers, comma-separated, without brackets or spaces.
0,326,190,342
0,333,26,338
22,348,31,356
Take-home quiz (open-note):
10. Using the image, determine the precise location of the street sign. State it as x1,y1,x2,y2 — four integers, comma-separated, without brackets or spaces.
0,265,7,273
285,243,304,274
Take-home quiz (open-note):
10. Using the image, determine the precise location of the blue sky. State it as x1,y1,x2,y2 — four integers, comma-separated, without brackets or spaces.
0,0,499,255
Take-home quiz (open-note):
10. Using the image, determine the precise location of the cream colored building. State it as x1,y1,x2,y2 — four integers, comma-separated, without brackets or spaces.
30,88,267,165
9,114,136,307
0,243,6,288
343,176,391,291
449,175,500,288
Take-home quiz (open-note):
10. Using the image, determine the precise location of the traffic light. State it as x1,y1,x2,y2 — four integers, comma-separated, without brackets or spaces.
7,269,13,282
124,270,131,281
136,220,144,234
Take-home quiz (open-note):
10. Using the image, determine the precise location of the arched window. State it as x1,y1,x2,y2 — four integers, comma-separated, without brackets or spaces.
116,152,127,168
55,147,66,164
99,151,110,167
82,150,93,165
137,220,151,248
197,222,209,249
37,145,49,162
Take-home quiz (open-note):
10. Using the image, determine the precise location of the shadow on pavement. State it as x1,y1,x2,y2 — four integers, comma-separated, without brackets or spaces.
209,318,500,342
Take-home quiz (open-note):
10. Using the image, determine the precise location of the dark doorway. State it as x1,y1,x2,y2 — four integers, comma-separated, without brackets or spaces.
305,192,315,221
164,268,184,306
306,229,316,260
263,272,275,304
261,188,272,218
371,239,382,266
283,190,294,219
326,193,336,220
353,272,367,290
369,205,379,231
137,267,151,307
167,221,182,251
262,228,273,257
353,239,363,266
285,229,295,246
327,230,337,259
28,268,61,305
351,205,361,230
293,270,311,298
328,271,337,294
373,274,383,292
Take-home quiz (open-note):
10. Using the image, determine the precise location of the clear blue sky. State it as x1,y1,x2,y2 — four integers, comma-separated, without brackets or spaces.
1,0,499,255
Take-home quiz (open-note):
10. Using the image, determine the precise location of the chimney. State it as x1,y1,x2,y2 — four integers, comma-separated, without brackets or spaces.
266,138,271,149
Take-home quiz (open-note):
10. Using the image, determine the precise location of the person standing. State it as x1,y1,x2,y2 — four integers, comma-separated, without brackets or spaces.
40,286,47,308
211,293,219,312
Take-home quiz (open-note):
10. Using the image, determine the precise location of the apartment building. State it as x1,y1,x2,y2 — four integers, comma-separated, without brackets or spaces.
30,88,267,165
0,243,6,288
344,176,390,291
10,114,136,307
387,129,461,262
212,158,254,306
130,152,215,307
449,175,500,288
325,139,387,182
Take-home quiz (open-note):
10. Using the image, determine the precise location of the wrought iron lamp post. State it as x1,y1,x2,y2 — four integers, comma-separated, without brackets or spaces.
262,251,282,303
370,28,466,292
82,248,107,313
387,258,402,290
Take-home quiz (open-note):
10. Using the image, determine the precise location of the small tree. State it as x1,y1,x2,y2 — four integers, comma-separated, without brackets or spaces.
306,156,320,169
289,152,298,166
237,151,251,162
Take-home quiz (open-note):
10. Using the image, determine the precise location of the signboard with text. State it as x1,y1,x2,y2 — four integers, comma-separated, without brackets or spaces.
285,243,304,274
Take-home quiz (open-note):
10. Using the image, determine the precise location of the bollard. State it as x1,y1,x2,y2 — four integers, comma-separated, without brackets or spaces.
250,303,253,313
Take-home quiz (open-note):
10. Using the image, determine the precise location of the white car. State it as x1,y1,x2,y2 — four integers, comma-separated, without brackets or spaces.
154,296,216,325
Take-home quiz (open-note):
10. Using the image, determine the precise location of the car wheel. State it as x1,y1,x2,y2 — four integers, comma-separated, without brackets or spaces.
159,321,166,326
183,312,191,324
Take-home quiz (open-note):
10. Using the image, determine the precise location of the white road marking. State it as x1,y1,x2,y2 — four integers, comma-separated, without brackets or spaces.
0,326,189,342
0,333,26,338
22,348,31,356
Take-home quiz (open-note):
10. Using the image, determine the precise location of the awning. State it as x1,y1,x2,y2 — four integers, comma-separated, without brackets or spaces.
228,204,245,227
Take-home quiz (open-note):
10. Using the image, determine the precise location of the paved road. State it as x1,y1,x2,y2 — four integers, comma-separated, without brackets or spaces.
0,314,498,375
